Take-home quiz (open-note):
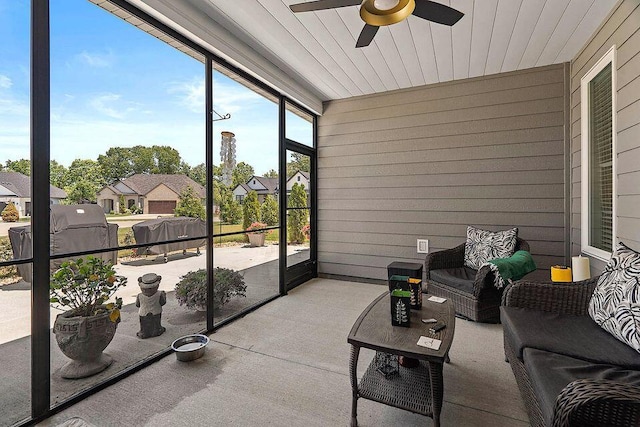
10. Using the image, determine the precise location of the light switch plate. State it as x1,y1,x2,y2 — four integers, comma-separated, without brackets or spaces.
417,239,429,254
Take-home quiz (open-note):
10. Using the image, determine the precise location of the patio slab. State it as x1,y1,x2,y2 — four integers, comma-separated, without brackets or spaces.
38,279,529,426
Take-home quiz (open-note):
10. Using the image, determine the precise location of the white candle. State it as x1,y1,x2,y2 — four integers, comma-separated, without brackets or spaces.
572,256,591,282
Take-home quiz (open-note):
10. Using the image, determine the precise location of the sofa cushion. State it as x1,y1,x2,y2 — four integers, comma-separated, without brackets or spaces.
523,347,640,426
464,226,518,269
430,267,477,294
589,242,640,352
501,306,640,369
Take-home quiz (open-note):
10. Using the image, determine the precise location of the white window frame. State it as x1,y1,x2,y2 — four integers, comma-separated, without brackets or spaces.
580,45,617,261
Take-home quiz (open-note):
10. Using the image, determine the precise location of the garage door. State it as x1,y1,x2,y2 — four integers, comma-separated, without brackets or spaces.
148,200,176,214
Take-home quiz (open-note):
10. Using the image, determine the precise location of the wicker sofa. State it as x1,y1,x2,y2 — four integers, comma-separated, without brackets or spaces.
425,237,529,322
501,278,640,427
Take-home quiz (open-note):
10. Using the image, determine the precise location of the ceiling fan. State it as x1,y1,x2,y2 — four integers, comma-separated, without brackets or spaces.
289,0,464,48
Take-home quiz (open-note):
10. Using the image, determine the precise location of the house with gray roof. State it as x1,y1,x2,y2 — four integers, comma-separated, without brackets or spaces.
232,175,279,203
96,174,205,215
0,171,67,217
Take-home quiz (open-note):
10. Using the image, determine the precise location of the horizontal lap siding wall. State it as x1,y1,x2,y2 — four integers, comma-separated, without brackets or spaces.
317,64,568,281
571,0,640,274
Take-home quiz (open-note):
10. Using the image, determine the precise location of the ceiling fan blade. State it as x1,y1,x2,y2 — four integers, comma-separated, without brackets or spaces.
413,0,464,26
356,24,379,48
290,0,361,13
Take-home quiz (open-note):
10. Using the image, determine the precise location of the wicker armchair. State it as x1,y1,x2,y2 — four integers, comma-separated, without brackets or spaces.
502,278,640,427
425,237,530,322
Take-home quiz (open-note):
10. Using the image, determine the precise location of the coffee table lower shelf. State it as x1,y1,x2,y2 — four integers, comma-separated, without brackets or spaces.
358,357,433,417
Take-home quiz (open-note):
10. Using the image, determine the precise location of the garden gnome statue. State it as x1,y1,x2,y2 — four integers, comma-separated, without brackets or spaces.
136,273,166,339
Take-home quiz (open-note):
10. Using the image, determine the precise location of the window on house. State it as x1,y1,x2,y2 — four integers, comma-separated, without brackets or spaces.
581,46,616,260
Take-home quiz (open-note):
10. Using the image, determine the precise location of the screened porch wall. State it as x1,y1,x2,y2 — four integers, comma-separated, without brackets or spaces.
317,64,569,282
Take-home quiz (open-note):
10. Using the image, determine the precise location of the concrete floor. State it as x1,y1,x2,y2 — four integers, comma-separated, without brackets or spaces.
38,279,529,427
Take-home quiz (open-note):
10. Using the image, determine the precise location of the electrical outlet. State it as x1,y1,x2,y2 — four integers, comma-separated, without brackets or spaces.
417,239,429,254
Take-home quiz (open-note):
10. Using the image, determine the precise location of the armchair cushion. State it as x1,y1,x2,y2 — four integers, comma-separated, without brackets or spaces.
523,347,640,426
429,266,477,294
501,306,640,369
463,226,518,269
588,242,640,352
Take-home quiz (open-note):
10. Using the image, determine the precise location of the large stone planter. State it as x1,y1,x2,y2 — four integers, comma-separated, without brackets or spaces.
53,306,119,379
247,232,266,247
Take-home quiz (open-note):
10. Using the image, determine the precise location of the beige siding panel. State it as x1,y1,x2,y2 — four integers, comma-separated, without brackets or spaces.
319,127,564,157
316,185,564,200
320,198,563,213
570,0,640,276
618,170,640,196
617,99,640,131
317,170,563,189
319,83,564,127
318,221,564,242
320,113,564,147
319,101,563,137
323,65,564,116
319,141,563,167
618,51,640,88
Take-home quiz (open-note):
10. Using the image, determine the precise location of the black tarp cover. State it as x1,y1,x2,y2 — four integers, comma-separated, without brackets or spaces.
132,216,206,255
8,204,118,282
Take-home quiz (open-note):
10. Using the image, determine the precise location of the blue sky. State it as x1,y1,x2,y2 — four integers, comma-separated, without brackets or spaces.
0,0,312,176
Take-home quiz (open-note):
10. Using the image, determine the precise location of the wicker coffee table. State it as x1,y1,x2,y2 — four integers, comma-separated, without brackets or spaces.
348,292,456,427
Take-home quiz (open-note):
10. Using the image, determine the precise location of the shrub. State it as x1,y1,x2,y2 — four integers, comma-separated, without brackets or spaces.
288,183,308,244
174,185,205,219
260,195,278,226
175,267,246,310
220,187,242,224
0,238,17,279
1,203,19,222
242,190,260,230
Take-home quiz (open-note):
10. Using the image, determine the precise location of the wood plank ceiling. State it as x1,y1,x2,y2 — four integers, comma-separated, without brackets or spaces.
195,0,618,101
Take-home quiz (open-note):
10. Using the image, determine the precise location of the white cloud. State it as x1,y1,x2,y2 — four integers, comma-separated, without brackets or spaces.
167,77,205,113
88,93,142,119
212,79,263,115
0,75,12,89
77,50,113,68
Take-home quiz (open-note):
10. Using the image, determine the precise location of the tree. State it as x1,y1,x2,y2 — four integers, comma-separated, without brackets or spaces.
288,183,308,244
64,159,105,203
97,147,133,183
242,190,261,230
260,194,278,226
5,159,31,176
263,169,278,178
286,152,310,178
49,160,68,189
152,145,181,174
66,180,98,204
187,163,207,187
174,186,205,219
130,145,155,175
232,162,254,188
1,203,19,222
220,187,241,224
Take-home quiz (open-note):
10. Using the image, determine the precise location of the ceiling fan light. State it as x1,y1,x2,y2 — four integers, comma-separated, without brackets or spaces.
373,0,400,10
360,0,415,27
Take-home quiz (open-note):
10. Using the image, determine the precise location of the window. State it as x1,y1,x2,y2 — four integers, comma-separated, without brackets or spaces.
581,46,616,260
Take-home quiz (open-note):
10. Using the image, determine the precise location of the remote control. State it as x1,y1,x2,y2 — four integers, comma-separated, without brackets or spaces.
429,322,446,333
421,318,437,324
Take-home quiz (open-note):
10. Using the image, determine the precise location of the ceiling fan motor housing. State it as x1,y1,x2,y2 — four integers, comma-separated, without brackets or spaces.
360,0,415,27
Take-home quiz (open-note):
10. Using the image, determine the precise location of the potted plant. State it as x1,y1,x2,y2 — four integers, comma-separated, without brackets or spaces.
175,267,246,311
245,221,269,247
50,256,127,379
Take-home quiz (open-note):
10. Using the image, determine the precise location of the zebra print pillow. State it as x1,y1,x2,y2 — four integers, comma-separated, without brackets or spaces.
463,226,518,270
588,243,640,352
